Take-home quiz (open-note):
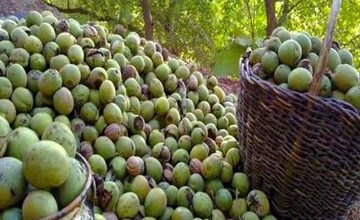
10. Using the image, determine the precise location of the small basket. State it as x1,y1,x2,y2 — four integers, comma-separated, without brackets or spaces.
41,153,94,220
237,1,360,219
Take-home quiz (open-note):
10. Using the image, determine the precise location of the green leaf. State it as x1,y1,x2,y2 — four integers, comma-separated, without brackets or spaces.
234,36,252,47
212,42,247,77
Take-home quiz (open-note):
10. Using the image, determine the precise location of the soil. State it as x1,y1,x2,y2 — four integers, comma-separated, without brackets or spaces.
198,67,240,95
218,77,240,95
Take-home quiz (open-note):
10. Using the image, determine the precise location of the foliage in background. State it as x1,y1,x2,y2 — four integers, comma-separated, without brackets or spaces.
42,0,360,77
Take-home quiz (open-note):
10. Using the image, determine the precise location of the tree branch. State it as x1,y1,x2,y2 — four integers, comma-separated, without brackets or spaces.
276,0,289,26
41,0,114,21
264,0,277,36
140,0,154,40
309,0,342,95
343,33,360,48
42,0,89,14
244,0,255,42
163,0,177,54
277,0,302,26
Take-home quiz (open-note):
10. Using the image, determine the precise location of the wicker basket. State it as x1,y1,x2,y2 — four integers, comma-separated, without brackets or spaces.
237,1,360,219
41,153,94,220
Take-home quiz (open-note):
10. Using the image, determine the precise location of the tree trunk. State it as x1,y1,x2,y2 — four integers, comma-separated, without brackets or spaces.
164,0,177,55
264,0,276,37
140,0,153,40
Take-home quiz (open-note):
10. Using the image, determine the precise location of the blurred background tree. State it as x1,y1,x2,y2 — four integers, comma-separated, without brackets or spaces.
41,0,360,77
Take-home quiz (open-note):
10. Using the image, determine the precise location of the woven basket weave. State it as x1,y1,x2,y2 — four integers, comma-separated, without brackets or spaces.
41,153,94,220
237,1,360,218
238,53,360,219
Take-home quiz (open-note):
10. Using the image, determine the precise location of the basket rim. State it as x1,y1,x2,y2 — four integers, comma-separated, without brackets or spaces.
240,54,360,121
41,153,93,220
